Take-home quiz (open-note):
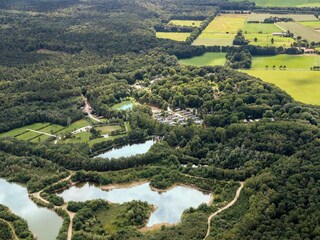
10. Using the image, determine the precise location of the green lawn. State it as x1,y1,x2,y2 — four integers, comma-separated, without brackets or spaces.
179,52,226,67
96,125,122,134
168,20,202,27
251,55,320,70
243,23,282,34
156,32,190,41
242,70,320,105
58,119,91,134
16,131,42,141
299,21,320,29
0,123,50,138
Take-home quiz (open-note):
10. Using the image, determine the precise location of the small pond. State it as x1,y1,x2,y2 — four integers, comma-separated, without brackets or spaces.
96,140,155,159
0,179,63,240
58,182,210,227
112,101,134,111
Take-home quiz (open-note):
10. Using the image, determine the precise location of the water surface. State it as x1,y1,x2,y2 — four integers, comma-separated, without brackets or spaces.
96,140,154,159
58,182,210,226
0,179,63,240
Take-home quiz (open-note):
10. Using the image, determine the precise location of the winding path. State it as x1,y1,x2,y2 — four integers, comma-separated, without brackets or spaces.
203,182,244,240
0,218,19,240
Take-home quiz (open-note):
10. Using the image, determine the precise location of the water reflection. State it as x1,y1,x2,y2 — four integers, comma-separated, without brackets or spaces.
58,182,210,226
96,140,154,159
0,179,63,240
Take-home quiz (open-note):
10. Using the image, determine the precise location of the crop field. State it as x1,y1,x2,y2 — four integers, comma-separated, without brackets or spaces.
179,52,226,66
242,70,320,105
156,32,190,41
193,14,247,46
247,13,318,22
204,14,248,34
299,21,320,29
233,0,320,7
251,54,320,70
276,22,320,42
243,23,282,33
168,20,202,27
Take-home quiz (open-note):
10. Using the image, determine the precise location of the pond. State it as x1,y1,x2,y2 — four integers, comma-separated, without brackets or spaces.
58,182,210,227
0,179,63,240
96,139,155,159
112,101,134,111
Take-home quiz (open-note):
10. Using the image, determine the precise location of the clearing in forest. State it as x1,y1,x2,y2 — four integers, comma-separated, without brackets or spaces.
156,32,190,41
168,20,202,27
179,52,226,67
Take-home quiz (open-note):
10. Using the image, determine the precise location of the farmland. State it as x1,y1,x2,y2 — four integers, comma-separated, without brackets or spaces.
156,32,190,41
242,70,320,105
193,14,248,46
168,20,202,27
247,13,318,22
299,21,320,29
179,52,226,66
276,22,320,42
251,55,320,70
232,0,320,7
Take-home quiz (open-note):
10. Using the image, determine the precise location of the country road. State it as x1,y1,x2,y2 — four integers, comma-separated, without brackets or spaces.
204,182,244,240
0,218,19,240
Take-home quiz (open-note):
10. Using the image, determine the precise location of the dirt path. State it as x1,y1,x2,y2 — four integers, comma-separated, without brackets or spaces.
203,182,244,240
83,97,101,122
0,218,19,240
27,129,56,137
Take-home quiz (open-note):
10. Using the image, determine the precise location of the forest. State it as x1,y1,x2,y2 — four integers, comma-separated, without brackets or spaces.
0,0,320,240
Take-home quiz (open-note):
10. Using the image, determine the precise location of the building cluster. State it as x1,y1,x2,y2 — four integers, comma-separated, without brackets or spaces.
153,108,203,125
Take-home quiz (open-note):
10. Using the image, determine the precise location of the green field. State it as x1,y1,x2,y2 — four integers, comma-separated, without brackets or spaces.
242,23,295,47
233,0,320,7
193,14,248,46
243,23,282,34
0,123,50,138
168,20,202,27
251,55,320,70
156,32,190,41
179,52,226,67
96,125,122,134
57,119,91,134
16,131,42,141
299,21,320,29
40,124,65,134
243,70,320,105
276,22,320,42
247,13,318,22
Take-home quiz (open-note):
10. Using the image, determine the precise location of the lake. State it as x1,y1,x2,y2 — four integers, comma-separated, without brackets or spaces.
0,179,63,240
96,139,155,159
58,182,210,227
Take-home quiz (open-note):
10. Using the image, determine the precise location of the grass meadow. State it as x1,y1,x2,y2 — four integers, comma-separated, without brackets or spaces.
156,32,190,41
242,70,320,105
168,20,202,27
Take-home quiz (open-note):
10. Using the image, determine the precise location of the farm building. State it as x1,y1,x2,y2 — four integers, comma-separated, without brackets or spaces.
272,32,284,37
304,48,316,54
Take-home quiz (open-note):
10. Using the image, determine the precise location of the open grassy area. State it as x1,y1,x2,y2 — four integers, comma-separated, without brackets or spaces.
251,55,320,70
243,23,282,33
193,14,247,46
247,13,318,22
246,33,295,47
233,0,320,7
16,131,42,141
276,22,320,42
0,123,50,138
96,125,122,134
156,32,190,41
299,21,320,29
168,20,202,27
40,124,64,134
179,52,226,67
242,70,320,105
57,119,91,134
